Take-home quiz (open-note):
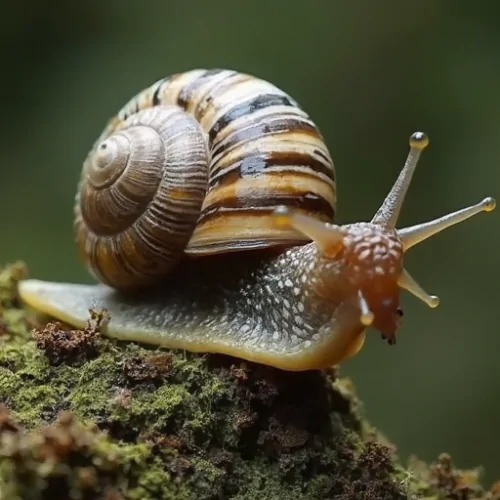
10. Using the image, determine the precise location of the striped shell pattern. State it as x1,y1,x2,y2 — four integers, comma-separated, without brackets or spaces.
74,69,337,289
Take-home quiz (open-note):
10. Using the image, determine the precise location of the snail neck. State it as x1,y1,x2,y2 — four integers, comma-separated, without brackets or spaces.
216,243,369,367
252,243,363,331
254,243,344,316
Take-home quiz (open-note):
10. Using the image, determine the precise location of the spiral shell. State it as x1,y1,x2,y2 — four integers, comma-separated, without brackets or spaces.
74,69,337,290
74,106,208,288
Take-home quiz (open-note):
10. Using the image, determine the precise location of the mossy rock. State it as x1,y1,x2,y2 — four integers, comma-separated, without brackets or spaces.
0,262,497,500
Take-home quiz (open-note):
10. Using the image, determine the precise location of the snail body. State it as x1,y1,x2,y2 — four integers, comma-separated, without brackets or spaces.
19,68,495,371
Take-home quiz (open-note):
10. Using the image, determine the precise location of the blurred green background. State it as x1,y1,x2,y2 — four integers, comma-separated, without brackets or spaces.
2,0,499,485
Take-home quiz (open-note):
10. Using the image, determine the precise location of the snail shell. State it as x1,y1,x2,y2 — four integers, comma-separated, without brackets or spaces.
75,69,336,289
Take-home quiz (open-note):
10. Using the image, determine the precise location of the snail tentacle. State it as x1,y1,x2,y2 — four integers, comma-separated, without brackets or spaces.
399,196,496,250
371,131,429,229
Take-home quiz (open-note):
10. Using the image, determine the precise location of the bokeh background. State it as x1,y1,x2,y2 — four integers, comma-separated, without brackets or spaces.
2,0,499,485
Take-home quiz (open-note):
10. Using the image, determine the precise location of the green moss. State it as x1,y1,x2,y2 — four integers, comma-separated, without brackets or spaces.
0,262,498,500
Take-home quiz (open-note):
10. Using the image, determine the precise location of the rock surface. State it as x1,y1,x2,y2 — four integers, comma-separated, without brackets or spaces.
0,262,497,500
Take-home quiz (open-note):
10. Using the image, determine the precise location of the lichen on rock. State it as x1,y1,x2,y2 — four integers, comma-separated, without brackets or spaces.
0,262,498,500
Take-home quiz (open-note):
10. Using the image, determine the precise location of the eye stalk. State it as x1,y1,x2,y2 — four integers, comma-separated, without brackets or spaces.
273,131,495,333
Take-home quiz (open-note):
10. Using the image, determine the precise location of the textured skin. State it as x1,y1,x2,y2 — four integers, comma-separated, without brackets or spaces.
20,243,370,371
74,68,337,289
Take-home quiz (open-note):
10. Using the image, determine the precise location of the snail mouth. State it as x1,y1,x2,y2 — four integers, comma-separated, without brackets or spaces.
371,316,399,346
381,332,397,345
355,287,402,345
379,306,404,345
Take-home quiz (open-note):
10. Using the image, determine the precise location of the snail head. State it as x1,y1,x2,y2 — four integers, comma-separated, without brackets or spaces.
273,132,495,344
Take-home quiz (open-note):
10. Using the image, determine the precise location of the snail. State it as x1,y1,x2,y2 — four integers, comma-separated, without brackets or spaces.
18,68,495,371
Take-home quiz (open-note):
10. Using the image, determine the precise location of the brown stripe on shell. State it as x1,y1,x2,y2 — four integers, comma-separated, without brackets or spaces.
179,71,254,115
176,69,238,109
175,69,242,121
207,92,298,144
197,79,302,137
209,150,335,189
186,205,332,255
150,72,192,106
209,122,328,171
153,70,218,108
152,77,169,105
210,114,320,161
186,169,335,253
192,72,254,122
198,191,335,222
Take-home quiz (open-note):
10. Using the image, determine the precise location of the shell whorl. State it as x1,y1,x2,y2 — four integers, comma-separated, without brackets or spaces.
74,105,209,289
74,68,337,290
